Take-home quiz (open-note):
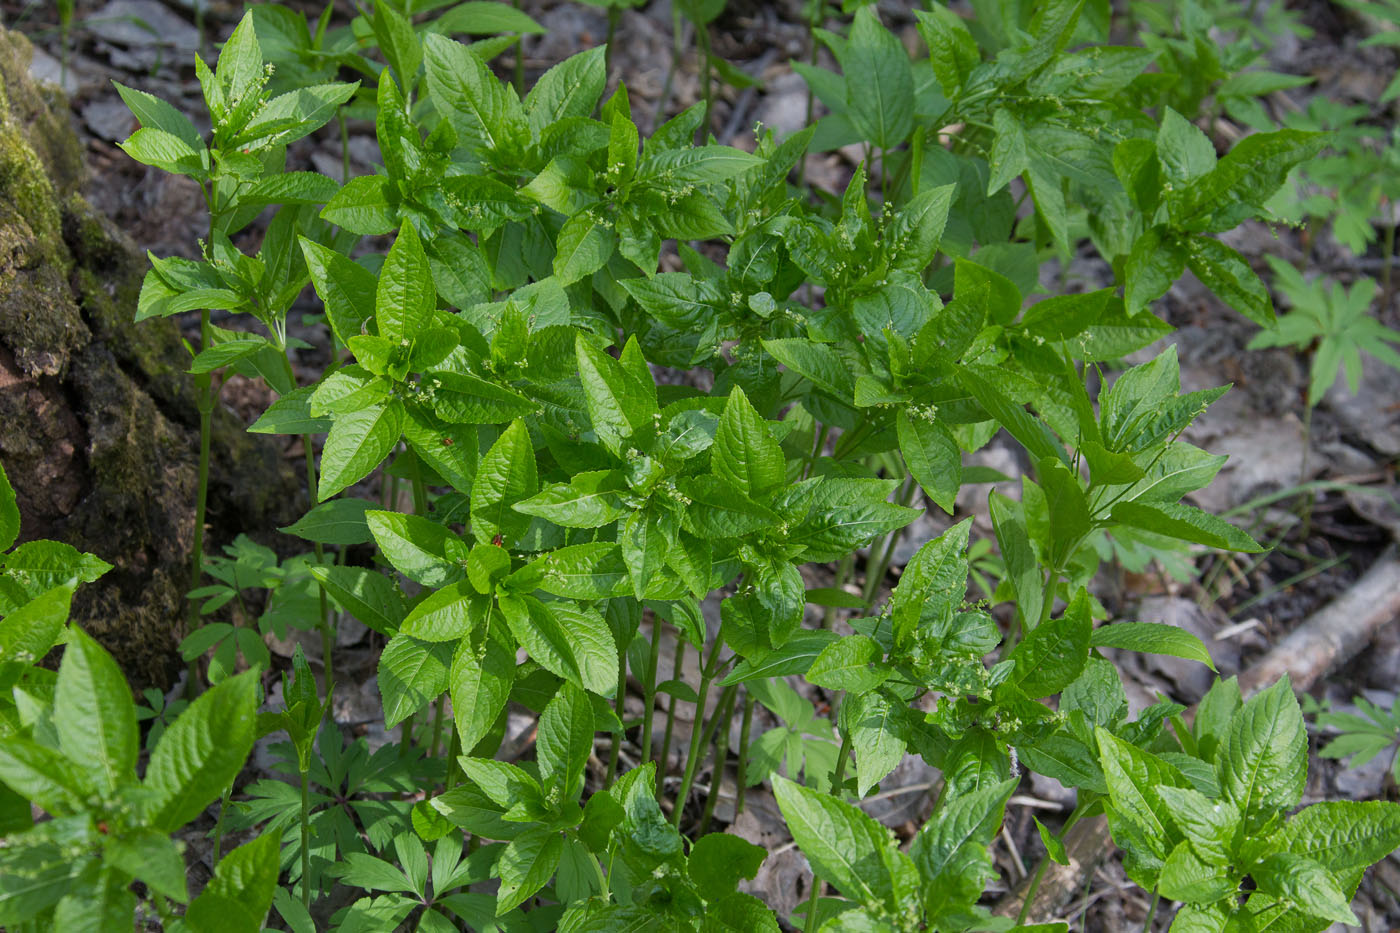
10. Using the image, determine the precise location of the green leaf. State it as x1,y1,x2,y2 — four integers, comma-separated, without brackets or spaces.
712,386,785,499
429,1,546,36
843,6,914,148
320,175,399,234
1218,677,1307,833
378,222,436,344
1123,228,1185,316
988,109,1029,195
844,690,906,798
515,471,628,528
499,594,617,696
537,682,593,801
897,410,960,514
319,402,405,500
960,368,1066,465
0,737,91,815
368,509,468,589
401,581,484,642
184,833,280,933
574,334,655,455
1034,817,1068,865
54,627,138,795
471,421,537,544
689,834,767,902
114,81,203,151
431,372,535,424
280,498,377,546
379,634,454,727
989,493,1041,632
524,47,606,136
1175,130,1326,233
451,617,515,753
1184,236,1274,326
553,213,616,285
496,827,563,915
1156,108,1216,184
1158,840,1235,904
1094,726,1188,848
1006,588,1091,698
805,634,887,694
423,34,524,155
761,338,854,398
1090,622,1215,671
1252,852,1358,925
911,779,1017,922
145,670,259,832
889,184,955,274
118,127,206,176
309,565,404,637
105,829,188,902
1281,800,1400,874
0,461,17,551
1109,501,1262,553
913,7,978,96
771,774,914,912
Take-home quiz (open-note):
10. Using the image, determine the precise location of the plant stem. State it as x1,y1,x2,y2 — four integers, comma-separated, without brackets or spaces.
338,111,351,184
671,639,724,827
1383,201,1396,303
604,5,621,88
607,647,626,785
186,309,215,699
734,692,754,816
696,23,714,144
651,11,686,128
822,554,854,629
1016,803,1085,924
283,353,336,683
513,0,527,94
429,691,446,759
445,719,462,791
300,766,312,910
640,622,664,768
1142,889,1160,932
400,712,415,757
699,687,737,834
659,637,686,778
802,730,853,933
211,779,233,862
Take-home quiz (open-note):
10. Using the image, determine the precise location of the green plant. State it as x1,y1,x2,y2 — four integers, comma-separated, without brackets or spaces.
1248,256,1400,406
0,1,1394,929
1310,693,1400,787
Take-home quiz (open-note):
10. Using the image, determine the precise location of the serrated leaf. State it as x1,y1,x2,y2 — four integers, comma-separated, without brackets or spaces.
1090,622,1215,671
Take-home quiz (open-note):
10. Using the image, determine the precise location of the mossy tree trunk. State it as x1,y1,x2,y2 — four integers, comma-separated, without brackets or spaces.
0,28,300,688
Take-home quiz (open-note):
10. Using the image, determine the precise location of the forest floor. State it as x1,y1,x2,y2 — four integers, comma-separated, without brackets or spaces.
6,0,1400,928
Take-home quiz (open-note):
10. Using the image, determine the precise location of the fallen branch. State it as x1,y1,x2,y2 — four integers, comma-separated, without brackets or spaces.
997,547,1400,924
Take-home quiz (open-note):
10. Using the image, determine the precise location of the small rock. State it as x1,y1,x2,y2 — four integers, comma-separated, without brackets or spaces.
27,46,80,95
1323,351,1400,457
87,0,200,52
82,96,137,141
754,70,809,138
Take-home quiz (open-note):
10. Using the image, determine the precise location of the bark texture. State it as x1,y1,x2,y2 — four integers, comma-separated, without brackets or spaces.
0,27,298,687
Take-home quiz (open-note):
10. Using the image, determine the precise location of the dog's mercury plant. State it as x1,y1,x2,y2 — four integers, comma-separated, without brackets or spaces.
0,1,1397,930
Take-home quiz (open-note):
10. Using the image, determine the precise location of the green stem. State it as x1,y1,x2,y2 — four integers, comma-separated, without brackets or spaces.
338,111,350,183
400,712,415,758
1382,201,1395,303
429,691,446,760
796,0,820,188
803,730,853,933
734,692,754,816
513,0,527,94
211,780,233,862
186,311,214,699
285,353,335,684
651,10,685,127
659,637,686,778
699,687,737,834
640,622,664,768
607,647,626,786
671,639,725,827
445,719,462,791
300,766,312,910
822,554,854,630
1142,889,1160,932
604,6,621,88
696,23,714,144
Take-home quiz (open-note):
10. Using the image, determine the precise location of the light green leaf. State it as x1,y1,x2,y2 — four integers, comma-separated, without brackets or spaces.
712,386,785,499
145,670,259,832
1090,622,1215,671
319,402,405,500
54,627,138,795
